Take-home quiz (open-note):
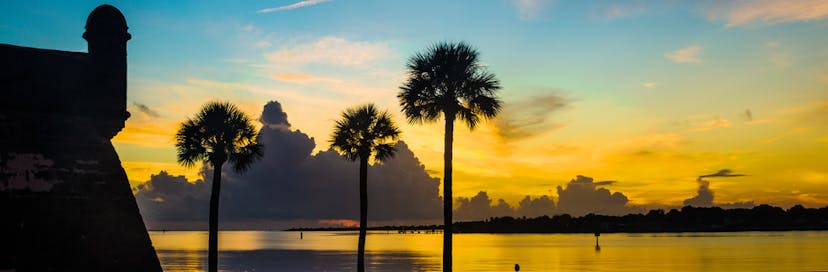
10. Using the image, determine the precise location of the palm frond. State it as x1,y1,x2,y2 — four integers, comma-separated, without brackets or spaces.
330,104,401,163
175,101,263,172
176,119,208,167
399,41,502,130
229,141,263,173
373,143,396,162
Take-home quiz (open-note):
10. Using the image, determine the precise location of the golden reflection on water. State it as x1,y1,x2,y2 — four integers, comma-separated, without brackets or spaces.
150,231,828,271
151,231,266,251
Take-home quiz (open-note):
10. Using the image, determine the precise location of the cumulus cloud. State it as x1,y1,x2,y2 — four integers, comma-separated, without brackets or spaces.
134,101,648,226
454,175,638,220
515,195,556,218
132,102,160,118
454,192,514,221
264,36,394,67
493,93,569,141
556,175,632,216
135,101,442,229
134,171,210,223
683,169,748,207
259,100,291,128
665,45,702,63
683,179,714,207
257,0,332,13
705,0,828,27
512,0,556,20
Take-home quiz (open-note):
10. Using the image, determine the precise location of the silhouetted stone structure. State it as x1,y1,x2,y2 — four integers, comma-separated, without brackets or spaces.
0,5,162,271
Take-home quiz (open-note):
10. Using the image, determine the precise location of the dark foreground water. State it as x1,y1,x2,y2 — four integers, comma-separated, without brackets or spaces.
149,230,828,271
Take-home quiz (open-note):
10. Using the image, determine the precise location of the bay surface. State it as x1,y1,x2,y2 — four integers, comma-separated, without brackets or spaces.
149,230,828,271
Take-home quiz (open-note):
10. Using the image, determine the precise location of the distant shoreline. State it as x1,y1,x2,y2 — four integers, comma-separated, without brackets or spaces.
283,226,828,233
288,205,828,233
150,204,828,233
148,227,828,233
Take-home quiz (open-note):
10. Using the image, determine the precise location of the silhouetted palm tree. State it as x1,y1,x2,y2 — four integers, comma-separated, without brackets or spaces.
330,104,401,272
175,102,263,272
398,41,501,272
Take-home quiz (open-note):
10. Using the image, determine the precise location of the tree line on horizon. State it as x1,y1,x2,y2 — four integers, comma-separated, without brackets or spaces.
286,204,828,233
456,204,828,233
174,41,495,272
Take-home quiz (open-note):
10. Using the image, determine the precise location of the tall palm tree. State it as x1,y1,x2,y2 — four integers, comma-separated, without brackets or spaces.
175,101,263,272
398,41,501,272
330,104,401,272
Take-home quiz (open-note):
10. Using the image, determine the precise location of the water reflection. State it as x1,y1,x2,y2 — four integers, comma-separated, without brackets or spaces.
150,231,828,272
155,249,437,272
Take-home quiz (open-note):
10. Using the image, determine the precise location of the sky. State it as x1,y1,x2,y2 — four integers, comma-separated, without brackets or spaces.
2,0,828,226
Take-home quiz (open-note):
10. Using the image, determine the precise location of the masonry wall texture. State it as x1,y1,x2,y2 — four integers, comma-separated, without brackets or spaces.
0,5,162,271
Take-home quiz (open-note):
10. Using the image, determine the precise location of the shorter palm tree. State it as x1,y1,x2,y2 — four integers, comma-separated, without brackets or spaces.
330,104,401,272
175,101,263,272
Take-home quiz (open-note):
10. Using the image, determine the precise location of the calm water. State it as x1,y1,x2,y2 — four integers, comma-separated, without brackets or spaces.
149,230,828,271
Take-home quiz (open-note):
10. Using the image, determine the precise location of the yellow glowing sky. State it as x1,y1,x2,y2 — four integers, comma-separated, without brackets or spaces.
21,0,813,208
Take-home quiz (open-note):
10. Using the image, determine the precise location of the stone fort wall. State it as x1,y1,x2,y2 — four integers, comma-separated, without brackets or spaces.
0,5,162,271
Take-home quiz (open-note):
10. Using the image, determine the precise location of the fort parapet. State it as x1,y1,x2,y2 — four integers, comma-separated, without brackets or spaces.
0,5,162,271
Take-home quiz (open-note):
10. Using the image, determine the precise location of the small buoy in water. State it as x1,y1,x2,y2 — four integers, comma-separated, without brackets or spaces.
594,232,600,247
514,263,520,271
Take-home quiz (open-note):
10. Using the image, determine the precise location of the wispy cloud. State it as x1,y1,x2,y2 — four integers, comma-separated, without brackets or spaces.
258,0,332,13
512,0,555,20
705,0,828,27
665,45,702,64
590,3,646,20
698,169,746,181
493,93,569,141
643,82,657,88
132,102,161,118
682,115,732,132
666,114,733,133
270,73,342,85
764,41,792,68
689,118,731,132
264,36,395,67
762,127,811,144
777,100,828,124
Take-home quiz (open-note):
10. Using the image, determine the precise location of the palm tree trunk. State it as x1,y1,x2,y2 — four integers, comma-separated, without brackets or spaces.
357,156,368,272
443,115,455,272
208,163,223,272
